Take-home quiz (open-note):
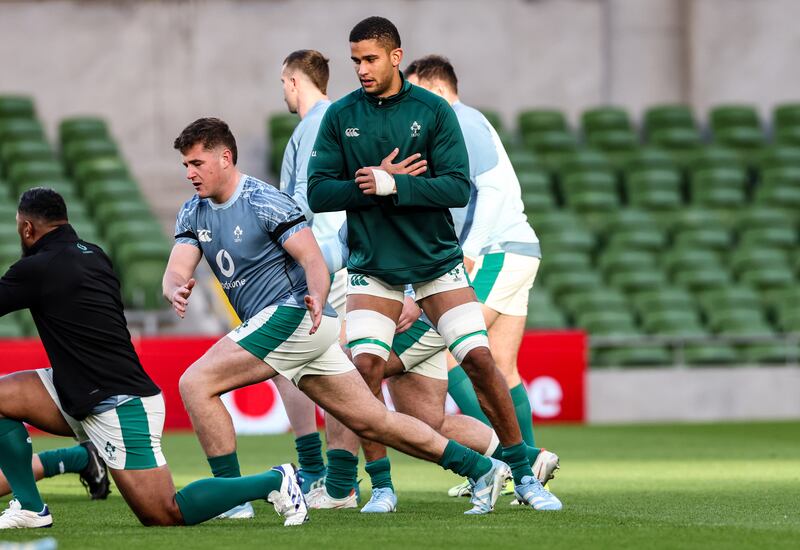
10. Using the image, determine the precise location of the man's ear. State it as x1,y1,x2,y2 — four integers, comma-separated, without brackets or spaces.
391,47,404,68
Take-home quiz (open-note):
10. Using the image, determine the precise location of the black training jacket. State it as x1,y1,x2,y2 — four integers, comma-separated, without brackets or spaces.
0,224,160,419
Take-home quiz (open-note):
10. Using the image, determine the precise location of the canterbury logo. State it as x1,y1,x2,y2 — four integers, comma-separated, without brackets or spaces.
350,274,368,286
345,127,360,137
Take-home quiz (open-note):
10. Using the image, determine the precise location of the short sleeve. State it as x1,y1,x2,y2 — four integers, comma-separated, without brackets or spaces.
174,199,200,247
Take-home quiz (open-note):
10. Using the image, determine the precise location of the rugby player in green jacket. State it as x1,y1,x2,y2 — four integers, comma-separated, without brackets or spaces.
308,16,560,513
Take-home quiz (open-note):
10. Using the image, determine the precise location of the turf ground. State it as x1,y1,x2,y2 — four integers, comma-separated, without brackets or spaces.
1,421,798,549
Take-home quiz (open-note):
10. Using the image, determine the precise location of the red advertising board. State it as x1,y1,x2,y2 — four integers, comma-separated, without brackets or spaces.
0,331,585,432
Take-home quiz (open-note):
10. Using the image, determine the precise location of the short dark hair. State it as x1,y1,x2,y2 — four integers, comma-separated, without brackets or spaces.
283,49,330,94
173,117,238,164
349,16,401,51
405,55,458,94
18,187,68,222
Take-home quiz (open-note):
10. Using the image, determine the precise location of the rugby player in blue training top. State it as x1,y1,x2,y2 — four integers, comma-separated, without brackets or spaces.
163,117,512,516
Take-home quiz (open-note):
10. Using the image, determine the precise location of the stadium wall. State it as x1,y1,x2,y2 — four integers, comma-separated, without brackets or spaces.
2,0,800,222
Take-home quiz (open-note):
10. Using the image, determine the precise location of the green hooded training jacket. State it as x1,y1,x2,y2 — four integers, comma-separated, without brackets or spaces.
307,74,470,285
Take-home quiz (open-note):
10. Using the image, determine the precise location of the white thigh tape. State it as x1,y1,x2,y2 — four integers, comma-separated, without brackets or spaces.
346,309,396,360
436,302,489,363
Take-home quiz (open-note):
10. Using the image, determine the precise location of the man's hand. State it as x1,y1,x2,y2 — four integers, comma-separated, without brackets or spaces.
463,256,476,275
304,295,323,335
356,148,428,195
171,278,195,319
395,295,422,334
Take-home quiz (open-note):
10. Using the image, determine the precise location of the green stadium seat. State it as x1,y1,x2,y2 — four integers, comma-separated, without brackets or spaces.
0,140,54,169
708,309,774,337
576,310,638,337
776,307,800,333
686,146,743,172
714,126,764,153
121,259,167,310
739,227,798,250
672,226,733,251
609,267,667,293
536,251,591,285
104,219,164,248
83,179,144,210
641,309,706,337
593,346,672,367
626,167,683,210
622,147,676,173
532,209,586,235
738,344,794,364
59,117,109,144
508,150,542,173
698,286,763,315
560,287,629,316
540,229,595,255
525,290,569,329
116,240,170,267
582,107,631,135
561,171,619,212
633,286,695,314
735,206,795,231
729,248,790,277
689,166,747,209
709,104,761,131
0,96,35,119
517,169,552,193
661,248,722,277
682,343,739,365
62,139,118,169
773,103,800,131
673,266,732,291
518,109,567,135
605,226,667,252
557,149,613,177
73,157,129,189
755,145,800,172
598,249,656,276
7,160,64,188
755,166,800,209
738,265,795,290
586,129,638,154
523,130,577,155
775,126,800,146
546,270,603,300
644,104,696,135
649,127,702,151
94,200,156,229
0,118,45,143
603,208,659,233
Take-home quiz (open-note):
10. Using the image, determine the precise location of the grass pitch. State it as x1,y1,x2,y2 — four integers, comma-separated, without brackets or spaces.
1,422,798,549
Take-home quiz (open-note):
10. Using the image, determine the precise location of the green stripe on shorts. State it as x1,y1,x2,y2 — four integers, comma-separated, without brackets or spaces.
392,320,433,356
348,337,391,352
471,253,505,302
448,329,488,353
237,306,307,360
116,398,157,470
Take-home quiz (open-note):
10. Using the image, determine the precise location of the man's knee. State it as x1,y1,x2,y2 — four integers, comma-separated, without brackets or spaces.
461,347,495,375
353,353,386,381
178,365,207,403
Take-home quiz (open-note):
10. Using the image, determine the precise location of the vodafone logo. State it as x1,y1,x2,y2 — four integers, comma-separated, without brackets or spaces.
528,376,563,418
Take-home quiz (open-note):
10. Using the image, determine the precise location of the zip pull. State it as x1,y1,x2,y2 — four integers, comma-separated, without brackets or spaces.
378,100,383,105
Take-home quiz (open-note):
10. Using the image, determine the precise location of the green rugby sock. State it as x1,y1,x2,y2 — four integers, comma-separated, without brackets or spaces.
207,451,241,478
326,449,358,499
502,442,532,485
365,457,394,491
295,432,325,475
510,383,536,447
491,441,540,468
176,469,283,525
438,440,492,481
0,418,44,512
38,444,89,478
447,366,491,426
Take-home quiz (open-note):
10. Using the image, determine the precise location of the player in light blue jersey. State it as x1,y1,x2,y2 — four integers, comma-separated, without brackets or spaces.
407,56,559,502
163,117,516,518
274,49,353,495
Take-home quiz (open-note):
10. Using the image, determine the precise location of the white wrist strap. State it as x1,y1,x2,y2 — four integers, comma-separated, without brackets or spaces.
373,168,396,196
